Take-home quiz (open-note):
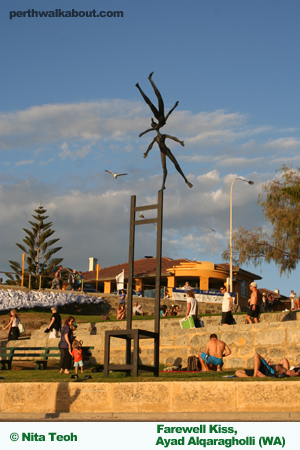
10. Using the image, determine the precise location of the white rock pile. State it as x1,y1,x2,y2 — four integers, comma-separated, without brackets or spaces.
0,289,104,311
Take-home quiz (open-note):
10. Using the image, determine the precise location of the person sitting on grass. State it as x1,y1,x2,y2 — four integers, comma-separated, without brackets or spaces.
133,302,143,316
117,304,126,320
160,305,168,317
199,334,231,372
71,341,84,375
235,353,291,378
169,305,177,316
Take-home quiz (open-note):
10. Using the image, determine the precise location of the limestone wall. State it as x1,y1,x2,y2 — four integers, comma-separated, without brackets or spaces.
4,311,300,369
0,381,300,413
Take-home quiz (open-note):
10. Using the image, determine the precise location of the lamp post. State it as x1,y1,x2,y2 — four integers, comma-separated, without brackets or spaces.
139,212,158,230
230,178,254,293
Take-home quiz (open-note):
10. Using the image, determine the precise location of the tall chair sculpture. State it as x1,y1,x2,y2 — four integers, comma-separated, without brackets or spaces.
103,190,163,377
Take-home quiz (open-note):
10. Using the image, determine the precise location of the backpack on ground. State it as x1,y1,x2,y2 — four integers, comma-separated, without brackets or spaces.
187,355,201,371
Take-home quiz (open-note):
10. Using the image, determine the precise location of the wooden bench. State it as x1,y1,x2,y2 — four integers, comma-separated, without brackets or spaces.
0,346,94,370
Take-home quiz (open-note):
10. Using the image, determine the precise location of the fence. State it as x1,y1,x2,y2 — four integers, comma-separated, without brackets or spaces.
0,271,170,297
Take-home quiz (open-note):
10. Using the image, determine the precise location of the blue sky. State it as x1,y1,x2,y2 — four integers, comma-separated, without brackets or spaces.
1,1,300,296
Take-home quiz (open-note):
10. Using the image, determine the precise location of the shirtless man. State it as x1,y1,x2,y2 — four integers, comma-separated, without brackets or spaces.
235,353,292,378
247,282,261,324
198,334,231,372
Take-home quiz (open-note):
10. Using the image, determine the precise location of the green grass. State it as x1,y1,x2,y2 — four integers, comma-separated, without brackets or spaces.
0,306,280,325
0,363,299,383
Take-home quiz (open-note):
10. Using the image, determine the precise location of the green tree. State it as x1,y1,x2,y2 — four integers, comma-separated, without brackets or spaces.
6,206,63,288
222,165,300,275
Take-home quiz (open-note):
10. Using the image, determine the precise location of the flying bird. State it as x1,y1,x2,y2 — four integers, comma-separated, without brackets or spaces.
105,170,128,179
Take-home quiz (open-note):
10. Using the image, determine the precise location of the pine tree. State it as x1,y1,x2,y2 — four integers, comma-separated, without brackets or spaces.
222,165,300,275
6,206,63,288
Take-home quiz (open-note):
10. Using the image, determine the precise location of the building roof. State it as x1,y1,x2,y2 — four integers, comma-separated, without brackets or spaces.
82,257,191,280
215,263,263,280
258,288,288,300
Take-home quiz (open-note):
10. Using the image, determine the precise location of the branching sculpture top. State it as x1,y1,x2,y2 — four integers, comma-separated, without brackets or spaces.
136,72,193,191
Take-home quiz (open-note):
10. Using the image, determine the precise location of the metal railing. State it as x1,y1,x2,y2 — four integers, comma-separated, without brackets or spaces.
0,271,170,297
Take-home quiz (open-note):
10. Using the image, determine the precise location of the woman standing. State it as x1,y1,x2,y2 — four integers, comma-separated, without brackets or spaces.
3,310,20,341
59,316,75,374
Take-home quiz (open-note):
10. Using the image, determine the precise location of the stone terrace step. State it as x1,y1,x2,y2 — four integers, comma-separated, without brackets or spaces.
30,310,300,339
4,313,300,369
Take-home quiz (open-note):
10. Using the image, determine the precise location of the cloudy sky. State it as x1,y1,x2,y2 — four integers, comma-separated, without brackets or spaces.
1,1,300,295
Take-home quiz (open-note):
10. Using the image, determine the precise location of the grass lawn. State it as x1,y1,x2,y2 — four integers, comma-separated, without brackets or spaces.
0,308,259,325
0,363,299,383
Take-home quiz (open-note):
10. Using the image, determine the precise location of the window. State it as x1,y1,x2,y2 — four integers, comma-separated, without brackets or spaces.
241,280,247,297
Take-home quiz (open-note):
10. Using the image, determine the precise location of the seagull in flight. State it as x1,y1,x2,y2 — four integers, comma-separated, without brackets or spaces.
105,170,128,179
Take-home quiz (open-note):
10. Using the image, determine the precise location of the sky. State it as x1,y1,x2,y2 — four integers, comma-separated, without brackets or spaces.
0,0,300,296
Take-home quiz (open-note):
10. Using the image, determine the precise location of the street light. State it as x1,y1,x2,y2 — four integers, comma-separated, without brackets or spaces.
230,178,254,293
139,212,158,230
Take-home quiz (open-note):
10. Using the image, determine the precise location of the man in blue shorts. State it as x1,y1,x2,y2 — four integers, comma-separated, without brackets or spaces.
235,353,290,377
199,334,231,372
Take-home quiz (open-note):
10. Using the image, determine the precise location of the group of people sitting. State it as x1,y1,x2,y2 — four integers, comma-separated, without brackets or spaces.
160,304,180,317
51,266,83,291
198,333,300,378
116,299,145,321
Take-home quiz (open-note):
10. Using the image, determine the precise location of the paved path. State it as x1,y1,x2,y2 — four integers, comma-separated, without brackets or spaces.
1,412,300,421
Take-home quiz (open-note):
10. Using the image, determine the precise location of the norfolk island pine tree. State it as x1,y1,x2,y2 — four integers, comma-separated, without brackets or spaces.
5,206,63,289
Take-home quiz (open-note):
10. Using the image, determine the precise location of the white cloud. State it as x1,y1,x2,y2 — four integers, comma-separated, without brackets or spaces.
39,158,53,166
59,142,91,160
0,170,263,274
0,101,277,154
15,159,34,166
216,156,264,167
264,137,300,150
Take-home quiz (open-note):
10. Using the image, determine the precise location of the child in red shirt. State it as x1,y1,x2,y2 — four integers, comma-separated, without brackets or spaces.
71,341,84,374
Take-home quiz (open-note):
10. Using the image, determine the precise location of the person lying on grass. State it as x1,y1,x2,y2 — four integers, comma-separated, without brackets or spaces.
235,353,300,378
199,333,231,372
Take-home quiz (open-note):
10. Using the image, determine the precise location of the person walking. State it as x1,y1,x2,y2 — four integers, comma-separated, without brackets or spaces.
46,306,61,339
3,310,20,341
68,270,78,291
247,282,261,324
220,286,234,325
185,290,198,322
59,316,75,374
